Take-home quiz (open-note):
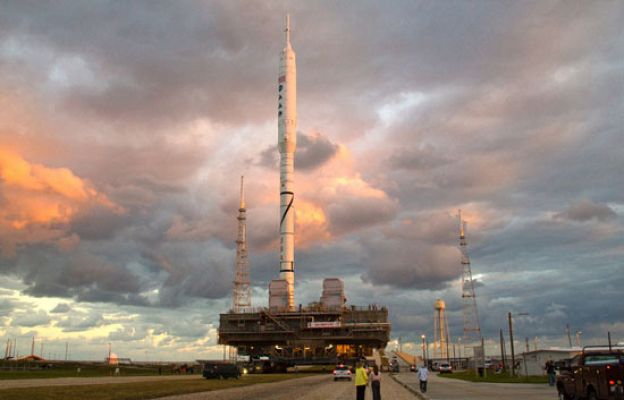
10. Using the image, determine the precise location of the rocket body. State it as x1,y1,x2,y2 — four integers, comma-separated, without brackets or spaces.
278,16,296,310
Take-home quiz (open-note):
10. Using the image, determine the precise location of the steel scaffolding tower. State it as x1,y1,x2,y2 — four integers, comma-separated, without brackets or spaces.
232,176,251,313
458,210,482,351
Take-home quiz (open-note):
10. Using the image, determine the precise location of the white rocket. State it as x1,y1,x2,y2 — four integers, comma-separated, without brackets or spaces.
278,15,297,310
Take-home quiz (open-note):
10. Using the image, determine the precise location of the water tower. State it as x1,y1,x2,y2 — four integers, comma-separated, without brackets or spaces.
433,299,450,360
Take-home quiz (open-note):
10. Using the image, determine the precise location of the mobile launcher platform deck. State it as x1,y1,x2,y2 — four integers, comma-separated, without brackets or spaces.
218,303,390,372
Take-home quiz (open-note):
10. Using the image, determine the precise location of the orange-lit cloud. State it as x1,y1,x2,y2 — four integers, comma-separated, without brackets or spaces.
0,147,121,255
295,199,330,247
292,144,397,244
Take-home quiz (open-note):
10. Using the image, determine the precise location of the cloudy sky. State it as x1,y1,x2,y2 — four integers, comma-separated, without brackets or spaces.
0,0,623,361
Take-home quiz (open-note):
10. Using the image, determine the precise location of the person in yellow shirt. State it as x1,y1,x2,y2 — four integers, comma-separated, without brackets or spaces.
354,361,368,400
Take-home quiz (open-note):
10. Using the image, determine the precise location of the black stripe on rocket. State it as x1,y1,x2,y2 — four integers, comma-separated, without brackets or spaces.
280,190,294,272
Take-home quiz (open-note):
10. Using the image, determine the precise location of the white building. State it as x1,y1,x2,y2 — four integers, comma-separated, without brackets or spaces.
520,348,581,376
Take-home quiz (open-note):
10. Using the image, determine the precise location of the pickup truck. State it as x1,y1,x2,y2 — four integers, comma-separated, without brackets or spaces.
557,346,624,400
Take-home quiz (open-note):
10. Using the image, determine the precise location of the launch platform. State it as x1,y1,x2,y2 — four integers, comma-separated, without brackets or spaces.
218,304,390,369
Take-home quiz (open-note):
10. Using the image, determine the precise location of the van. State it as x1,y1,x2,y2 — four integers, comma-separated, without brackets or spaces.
202,362,241,379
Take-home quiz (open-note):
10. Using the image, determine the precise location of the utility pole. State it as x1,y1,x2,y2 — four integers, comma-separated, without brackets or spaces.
421,335,426,365
499,329,506,372
481,337,487,377
525,337,529,353
446,331,451,365
452,343,456,368
507,312,528,377
65,342,68,361
508,312,515,376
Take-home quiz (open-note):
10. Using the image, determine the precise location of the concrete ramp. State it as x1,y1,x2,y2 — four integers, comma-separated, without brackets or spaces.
395,351,421,366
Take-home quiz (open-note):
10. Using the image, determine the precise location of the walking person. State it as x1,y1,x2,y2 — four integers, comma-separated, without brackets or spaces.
354,361,368,400
417,364,429,393
545,360,556,386
369,364,381,400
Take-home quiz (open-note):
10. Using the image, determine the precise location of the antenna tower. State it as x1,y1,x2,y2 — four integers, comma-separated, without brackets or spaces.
232,176,251,313
458,210,482,350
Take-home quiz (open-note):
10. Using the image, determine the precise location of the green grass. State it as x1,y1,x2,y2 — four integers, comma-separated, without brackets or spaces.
293,365,334,373
0,364,192,380
438,370,548,384
0,374,304,400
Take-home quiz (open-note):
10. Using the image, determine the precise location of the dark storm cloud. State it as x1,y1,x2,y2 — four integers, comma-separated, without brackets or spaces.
257,131,338,171
361,242,460,290
11,310,51,327
554,199,618,223
476,265,624,340
50,303,71,314
0,1,281,127
257,146,278,170
388,144,451,171
56,312,105,332
69,204,129,240
474,216,622,275
327,196,398,235
6,248,148,305
297,133,339,171
0,299,13,317
142,243,232,307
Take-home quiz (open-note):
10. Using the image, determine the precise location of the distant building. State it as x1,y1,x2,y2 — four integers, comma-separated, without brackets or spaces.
520,348,581,375
15,354,46,362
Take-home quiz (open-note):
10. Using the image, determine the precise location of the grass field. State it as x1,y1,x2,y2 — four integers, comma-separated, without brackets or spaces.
0,363,193,380
0,374,303,400
438,370,548,384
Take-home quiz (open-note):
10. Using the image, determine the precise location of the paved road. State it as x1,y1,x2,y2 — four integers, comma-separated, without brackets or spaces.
0,373,417,399
394,372,556,400
158,373,417,400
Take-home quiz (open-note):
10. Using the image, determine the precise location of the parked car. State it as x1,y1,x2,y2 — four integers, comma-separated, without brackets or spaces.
557,346,624,400
390,361,400,373
333,364,352,381
202,362,240,379
438,363,453,374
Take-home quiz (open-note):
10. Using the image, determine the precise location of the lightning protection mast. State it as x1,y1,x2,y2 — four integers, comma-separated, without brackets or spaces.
458,210,483,363
232,176,251,313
